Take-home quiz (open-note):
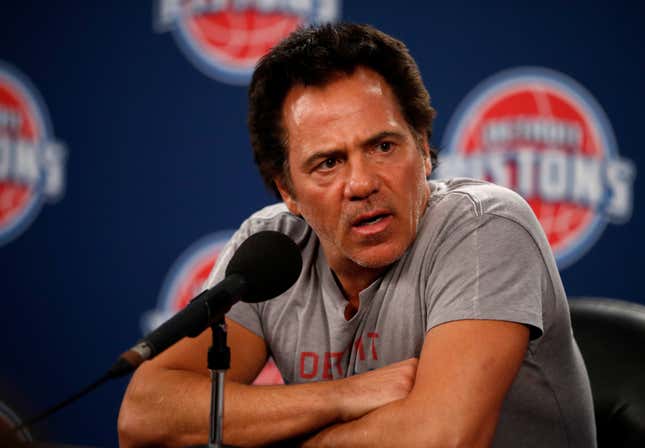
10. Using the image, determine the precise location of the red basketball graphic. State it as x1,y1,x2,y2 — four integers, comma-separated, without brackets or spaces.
0,80,38,228
170,250,219,312
156,0,340,84
186,10,301,70
142,231,235,331
142,230,285,385
0,62,66,245
441,68,635,268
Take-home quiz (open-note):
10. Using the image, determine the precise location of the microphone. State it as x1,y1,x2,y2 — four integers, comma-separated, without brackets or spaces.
109,230,302,378
4,231,302,435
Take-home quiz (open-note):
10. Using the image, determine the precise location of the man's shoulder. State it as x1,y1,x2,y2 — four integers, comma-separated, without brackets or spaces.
245,202,293,224
236,202,312,245
204,203,313,288
428,178,539,230
414,178,547,256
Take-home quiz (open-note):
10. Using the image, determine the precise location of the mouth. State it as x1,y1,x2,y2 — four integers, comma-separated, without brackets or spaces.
353,213,390,227
350,210,393,235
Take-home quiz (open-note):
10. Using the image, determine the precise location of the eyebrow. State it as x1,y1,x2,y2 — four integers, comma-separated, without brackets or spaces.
300,130,407,171
362,130,406,148
301,148,346,172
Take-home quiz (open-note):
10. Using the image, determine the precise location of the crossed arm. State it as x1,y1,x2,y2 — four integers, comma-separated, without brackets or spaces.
118,317,529,447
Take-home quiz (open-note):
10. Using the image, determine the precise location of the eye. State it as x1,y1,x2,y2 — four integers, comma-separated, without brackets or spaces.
377,141,393,152
317,157,338,171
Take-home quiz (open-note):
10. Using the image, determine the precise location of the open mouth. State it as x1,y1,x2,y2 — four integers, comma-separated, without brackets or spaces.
353,213,391,227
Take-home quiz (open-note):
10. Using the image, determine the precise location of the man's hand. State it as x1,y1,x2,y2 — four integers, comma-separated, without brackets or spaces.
335,358,418,422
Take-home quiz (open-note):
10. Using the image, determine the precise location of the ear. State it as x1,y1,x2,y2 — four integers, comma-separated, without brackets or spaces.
274,177,301,216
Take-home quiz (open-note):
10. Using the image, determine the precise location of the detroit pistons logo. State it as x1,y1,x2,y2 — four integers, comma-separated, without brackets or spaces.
0,62,66,246
155,0,341,85
439,67,635,268
142,231,234,333
142,229,284,384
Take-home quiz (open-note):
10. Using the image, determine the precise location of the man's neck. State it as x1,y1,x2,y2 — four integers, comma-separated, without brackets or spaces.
330,264,386,309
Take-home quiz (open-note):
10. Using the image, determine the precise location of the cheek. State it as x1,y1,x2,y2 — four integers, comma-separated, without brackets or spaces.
300,199,345,241
299,200,329,228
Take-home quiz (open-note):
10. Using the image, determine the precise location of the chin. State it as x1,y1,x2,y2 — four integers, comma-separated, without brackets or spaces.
350,244,407,269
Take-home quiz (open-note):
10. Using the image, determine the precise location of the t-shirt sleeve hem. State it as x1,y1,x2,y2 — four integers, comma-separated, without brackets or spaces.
226,308,265,339
425,311,543,340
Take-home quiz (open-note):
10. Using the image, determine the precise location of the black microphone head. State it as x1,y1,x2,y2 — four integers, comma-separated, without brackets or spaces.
225,230,302,303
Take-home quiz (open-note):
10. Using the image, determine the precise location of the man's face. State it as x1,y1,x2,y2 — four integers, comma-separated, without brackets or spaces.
276,67,431,275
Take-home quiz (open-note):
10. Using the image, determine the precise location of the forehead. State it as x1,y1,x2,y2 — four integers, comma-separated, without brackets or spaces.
281,67,409,150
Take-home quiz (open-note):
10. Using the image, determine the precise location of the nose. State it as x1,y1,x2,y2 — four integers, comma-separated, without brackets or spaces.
343,156,379,201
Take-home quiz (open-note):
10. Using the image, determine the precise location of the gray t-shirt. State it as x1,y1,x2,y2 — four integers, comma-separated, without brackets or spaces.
205,178,596,447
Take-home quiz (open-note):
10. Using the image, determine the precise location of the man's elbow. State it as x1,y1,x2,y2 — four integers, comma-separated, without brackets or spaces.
118,398,139,448
427,431,492,448
412,428,491,448
117,377,165,448
414,415,497,448
118,391,153,448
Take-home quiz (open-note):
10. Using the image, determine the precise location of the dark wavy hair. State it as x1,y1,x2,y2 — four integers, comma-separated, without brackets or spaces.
248,23,437,197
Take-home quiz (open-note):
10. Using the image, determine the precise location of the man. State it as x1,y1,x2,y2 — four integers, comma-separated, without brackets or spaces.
119,23,596,447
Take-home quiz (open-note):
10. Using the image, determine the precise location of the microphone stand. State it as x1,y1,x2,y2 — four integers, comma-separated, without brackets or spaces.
207,318,230,448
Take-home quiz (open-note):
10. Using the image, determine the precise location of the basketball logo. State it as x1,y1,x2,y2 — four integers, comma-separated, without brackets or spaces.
439,67,635,268
141,229,285,384
155,0,341,85
0,62,66,246
142,231,234,333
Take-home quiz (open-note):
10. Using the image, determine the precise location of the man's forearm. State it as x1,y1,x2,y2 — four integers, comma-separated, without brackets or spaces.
301,397,411,448
222,380,346,446
118,367,211,447
119,358,417,447
119,367,344,448
301,395,496,448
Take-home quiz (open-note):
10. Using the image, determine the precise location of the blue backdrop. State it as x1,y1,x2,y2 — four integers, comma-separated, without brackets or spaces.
1,1,643,446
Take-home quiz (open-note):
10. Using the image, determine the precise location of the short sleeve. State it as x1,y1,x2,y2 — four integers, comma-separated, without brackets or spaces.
226,302,264,339
425,214,547,340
